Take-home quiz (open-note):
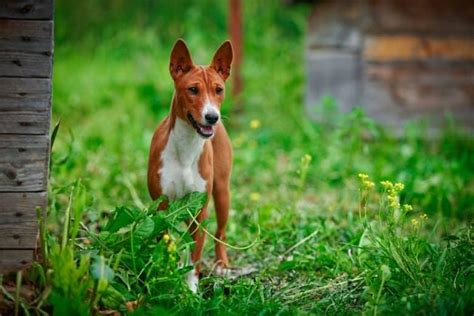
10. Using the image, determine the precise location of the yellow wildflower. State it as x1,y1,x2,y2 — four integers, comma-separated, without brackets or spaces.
363,180,375,189
358,173,375,190
250,192,261,202
163,234,170,242
380,180,393,190
402,204,413,212
394,183,405,192
167,242,176,253
250,119,261,129
420,213,428,220
411,218,419,227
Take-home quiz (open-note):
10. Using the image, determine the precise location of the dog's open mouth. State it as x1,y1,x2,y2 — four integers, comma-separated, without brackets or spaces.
187,113,215,138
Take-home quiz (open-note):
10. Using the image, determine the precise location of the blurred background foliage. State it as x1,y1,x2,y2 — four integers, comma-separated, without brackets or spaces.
52,0,472,221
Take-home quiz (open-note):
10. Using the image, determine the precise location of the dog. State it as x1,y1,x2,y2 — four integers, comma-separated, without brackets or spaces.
147,39,233,293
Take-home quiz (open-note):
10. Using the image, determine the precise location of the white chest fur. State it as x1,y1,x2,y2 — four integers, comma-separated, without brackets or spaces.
159,118,207,199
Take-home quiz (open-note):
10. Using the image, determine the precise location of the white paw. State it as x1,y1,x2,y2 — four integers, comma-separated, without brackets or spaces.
214,265,258,279
186,268,199,293
215,265,232,277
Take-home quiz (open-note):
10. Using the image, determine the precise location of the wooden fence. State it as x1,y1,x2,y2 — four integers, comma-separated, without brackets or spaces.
0,0,53,273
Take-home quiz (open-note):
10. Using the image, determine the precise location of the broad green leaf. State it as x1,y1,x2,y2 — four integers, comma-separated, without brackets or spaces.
133,217,155,241
104,206,141,233
168,192,207,222
151,213,168,234
91,256,115,282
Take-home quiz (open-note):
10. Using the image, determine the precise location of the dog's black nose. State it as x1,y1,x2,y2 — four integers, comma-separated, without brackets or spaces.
205,113,219,125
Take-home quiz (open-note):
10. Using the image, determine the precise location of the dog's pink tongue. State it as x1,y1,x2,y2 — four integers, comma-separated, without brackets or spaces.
200,125,213,135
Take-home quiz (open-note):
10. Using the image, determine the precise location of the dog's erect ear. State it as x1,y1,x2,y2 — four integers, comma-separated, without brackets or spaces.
170,39,194,81
210,41,233,81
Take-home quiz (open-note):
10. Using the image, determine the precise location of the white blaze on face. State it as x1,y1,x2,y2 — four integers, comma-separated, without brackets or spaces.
201,99,220,124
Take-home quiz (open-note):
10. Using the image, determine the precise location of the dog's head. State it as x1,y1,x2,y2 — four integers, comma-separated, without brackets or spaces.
169,39,233,138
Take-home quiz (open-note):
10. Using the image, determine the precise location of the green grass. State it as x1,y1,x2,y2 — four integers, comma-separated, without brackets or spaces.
1,0,473,315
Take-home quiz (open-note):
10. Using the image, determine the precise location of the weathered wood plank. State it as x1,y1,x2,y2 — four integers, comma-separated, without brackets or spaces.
306,0,364,51
0,51,52,78
0,135,49,192
0,0,53,20
364,36,474,62
366,63,474,109
361,62,474,132
0,94,50,111
0,78,51,134
0,77,51,95
305,50,362,114
0,192,45,249
0,20,53,53
0,111,50,135
0,250,34,273
367,0,474,35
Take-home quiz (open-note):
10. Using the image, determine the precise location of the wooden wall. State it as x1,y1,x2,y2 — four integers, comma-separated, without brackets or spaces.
0,0,53,273
305,0,474,133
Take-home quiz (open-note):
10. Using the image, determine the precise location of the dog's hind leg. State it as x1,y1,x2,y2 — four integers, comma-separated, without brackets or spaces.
211,124,233,273
213,178,230,268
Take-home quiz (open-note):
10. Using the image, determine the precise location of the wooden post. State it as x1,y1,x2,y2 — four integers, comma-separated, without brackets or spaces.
0,0,53,273
229,0,243,111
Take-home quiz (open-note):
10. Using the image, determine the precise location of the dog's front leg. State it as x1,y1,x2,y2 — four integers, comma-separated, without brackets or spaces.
186,206,208,293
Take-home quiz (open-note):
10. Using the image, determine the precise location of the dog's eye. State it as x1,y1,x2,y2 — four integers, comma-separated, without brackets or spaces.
216,87,223,95
188,87,198,95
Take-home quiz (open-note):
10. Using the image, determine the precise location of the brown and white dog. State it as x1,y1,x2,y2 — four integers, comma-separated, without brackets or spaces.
147,39,233,292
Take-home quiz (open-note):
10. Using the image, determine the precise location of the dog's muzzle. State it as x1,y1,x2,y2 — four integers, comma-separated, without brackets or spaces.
187,113,215,138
